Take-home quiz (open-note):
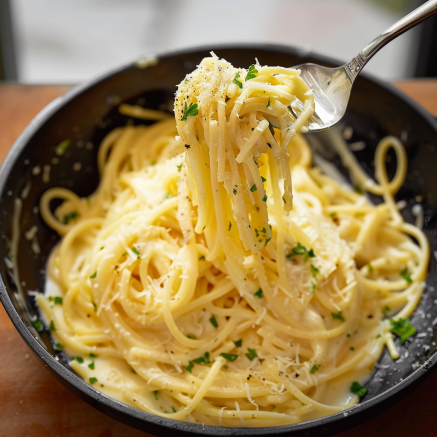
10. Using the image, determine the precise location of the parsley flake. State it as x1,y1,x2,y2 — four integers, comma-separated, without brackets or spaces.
181,102,198,121
353,184,364,194
350,381,367,396
220,353,239,362
32,319,44,332
131,247,141,258
262,194,267,202
89,377,98,385
254,288,264,298
267,98,271,107
310,264,319,279
331,311,345,322
233,72,243,89
90,271,97,279
245,348,257,361
56,139,71,155
88,361,95,370
177,164,182,172
268,121,275,137
193,352,210,365
55,342,63,351
49,320,56,331
62,211,78,224
199,256,205,261
390,317,416,343
154,390,159,400
186,334,196,339
400,267,412,283
210,315,218,328
49,296,63,305
288,242,316,262
261,176,266,183
89,353,98,358
310,364,319,374
233,188,237,195
250,184,257,192
73,356,84,363
245,64,258,81
234,339,243,348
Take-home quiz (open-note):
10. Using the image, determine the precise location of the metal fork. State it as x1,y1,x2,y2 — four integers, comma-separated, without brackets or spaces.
294,0,437,132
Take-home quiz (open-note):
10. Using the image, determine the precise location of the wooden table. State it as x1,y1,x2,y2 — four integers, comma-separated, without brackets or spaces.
1,81,437,437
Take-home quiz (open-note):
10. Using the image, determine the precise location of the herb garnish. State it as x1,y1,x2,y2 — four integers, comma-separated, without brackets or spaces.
55,342,63,351
331,311,345,322
131,247,141,259
49,320,56,331
233,188,237,195
62,211,78,224
400,267,412,283
245,348,257,361
154,390,159,400
310,364,319,374
233,72,243,89
210,315,218,328
350,381,367,396
88,361,95,370
310,264,319,279
220,353,239,362
89,353,98,358
49,296,63,305
193,352,210,365
199,256,205,261
262,194,267,202
390,318,416,343
186,334,196,339
267,98,271,107
90,271,97,279
250,184,257,192
185,361,194,373
177,164,182,172
56,139,71,155
73,356,84,363
32,319,44,332
254,288,264,298
181,102,198,121
287,242,315,262
89,377,98,385
245,64,258,81
234,339,243,348
268,121,275,137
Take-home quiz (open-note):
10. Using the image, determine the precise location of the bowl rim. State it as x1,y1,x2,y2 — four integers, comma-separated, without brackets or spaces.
1,42,437,436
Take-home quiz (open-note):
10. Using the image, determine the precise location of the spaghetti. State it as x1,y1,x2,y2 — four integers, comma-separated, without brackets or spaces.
37,55,428,426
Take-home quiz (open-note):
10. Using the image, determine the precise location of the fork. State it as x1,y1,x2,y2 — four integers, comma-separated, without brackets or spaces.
294,0,437,132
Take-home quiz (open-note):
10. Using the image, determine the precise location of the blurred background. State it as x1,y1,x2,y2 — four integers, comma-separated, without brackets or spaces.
0,0,436,84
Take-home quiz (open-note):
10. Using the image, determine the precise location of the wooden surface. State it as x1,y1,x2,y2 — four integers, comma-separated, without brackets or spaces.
1,81,437,437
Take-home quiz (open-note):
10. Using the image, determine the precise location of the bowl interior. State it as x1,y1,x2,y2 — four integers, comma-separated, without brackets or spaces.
1,45,437,436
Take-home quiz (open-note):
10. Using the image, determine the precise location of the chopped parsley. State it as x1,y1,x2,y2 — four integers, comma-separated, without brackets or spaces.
89,353,98,358
268,121,275,137
49,296,63,305
262,194,267,202
329,211,337,218
350,381,367,396
267,97,271,107
100,246,105,251
209,315,218,328
193,352,210,365
390,317,416,343
250,184,257,192
350,346,355,351
181,102,198,121
233,188,237,195
131,247,141,259
220,353,239,362
73,356,84,363
254,288,264,298
62,211,78,224
172,406,177,413
198,256,205,261
90,271,97,279
366,263,374,273
331,311,345,322
234,339,243,348
154,390,159,400
92,302,97,313
245,348,257,361
310,264,319,279
233,72,243,89
164,193,172,199
185,361,194,373
56,139,71,154
245,64,258,81
186,334,196,339
49,320,56,331
88,361,95,370
353,184,364,194
309,283,316,293
383,306,390,315
261,176,266,183
400,267,412,283
287,242,315,262
32,319,44,332
89,377,98,385
54,342,63,351
177,164,182,172
310,364,319,374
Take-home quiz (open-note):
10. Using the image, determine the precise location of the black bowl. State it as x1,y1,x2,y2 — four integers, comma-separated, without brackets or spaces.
1,44,437,436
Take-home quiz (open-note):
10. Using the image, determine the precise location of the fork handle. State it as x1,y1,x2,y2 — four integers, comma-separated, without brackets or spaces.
345,0,437,81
